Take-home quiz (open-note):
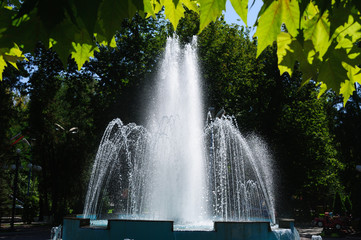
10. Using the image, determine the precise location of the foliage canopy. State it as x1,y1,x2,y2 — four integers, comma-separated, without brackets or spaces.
0,0,361,103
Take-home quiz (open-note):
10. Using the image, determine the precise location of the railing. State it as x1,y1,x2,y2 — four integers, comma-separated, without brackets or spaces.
51,225,62,240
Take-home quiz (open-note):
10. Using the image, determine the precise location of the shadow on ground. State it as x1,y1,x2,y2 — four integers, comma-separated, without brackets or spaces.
0,222,52,240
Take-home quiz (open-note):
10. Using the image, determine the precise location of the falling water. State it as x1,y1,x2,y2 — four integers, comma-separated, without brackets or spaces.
83,36,275,228
205,115,275,223
145,37,207,223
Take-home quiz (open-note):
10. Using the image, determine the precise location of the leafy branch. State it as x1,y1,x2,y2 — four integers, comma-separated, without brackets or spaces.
0,0,360,104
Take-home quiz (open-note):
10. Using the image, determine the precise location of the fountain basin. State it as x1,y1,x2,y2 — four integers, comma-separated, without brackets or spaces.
62,217,299,240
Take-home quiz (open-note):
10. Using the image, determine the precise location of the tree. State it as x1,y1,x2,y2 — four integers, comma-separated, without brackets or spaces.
195,16,344,217
48,72,98,223
26,45,100,223
197,17,288,137
276,85,344,211
27,44,64,222
0,59,29,227
84,13,169,129
198,18,264,130
334,85,361,220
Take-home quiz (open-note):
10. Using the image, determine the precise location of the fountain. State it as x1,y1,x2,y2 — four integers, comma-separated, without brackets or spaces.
63,36,299,240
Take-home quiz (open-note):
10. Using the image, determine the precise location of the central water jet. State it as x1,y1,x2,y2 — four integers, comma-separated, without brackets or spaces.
145,36,207,224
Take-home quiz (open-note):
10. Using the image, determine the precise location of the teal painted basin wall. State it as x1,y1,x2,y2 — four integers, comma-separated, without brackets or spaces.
63,218,298,240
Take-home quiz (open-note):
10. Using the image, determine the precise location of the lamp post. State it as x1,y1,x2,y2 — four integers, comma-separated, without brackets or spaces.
8,138,41,230
55,123,78,134
10,149,21,231
52,123,78,222
6,133,42,229
22,138,39,196
26,162,42,195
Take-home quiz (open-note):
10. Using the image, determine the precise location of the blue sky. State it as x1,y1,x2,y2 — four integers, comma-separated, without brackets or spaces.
223,0,263,36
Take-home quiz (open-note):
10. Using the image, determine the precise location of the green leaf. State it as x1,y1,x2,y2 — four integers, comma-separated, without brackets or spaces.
50,19,79,66
71,42,99,71
300,1,318,29
73,0,101,34
0,11,48,52
280,0,299,37
0,44,26,80
164,0,185,30
317,82,328,99
109,36,117,48
298,0,309,17
314,0,329,17
74,28,94,45
318,48,349,93
153,0,165,14
277,32,293,75
256,0,273,20
3,44,26,70
0,7,16,35
230,0,248,25
0,55,7,80
254,0,299,57
333,14,361,47
328,3,352,37
173,0,180,8
133,0,146,9
340,80,355,106
304,10,330,59
37,0,69,32
144,0,155,16
99,0,139,41
198,0,227,33
254,0,282,57
94,33,117,48
182,0,199,13
71,27,98,70
340,63,361,105
277,32,318,82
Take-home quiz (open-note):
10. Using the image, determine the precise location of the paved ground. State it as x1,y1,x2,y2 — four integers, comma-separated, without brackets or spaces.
297,226,361,240
298,226,323,239
0,223,52,240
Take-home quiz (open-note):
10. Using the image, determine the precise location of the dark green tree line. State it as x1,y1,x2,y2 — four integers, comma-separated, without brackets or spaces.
335,86,361,220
